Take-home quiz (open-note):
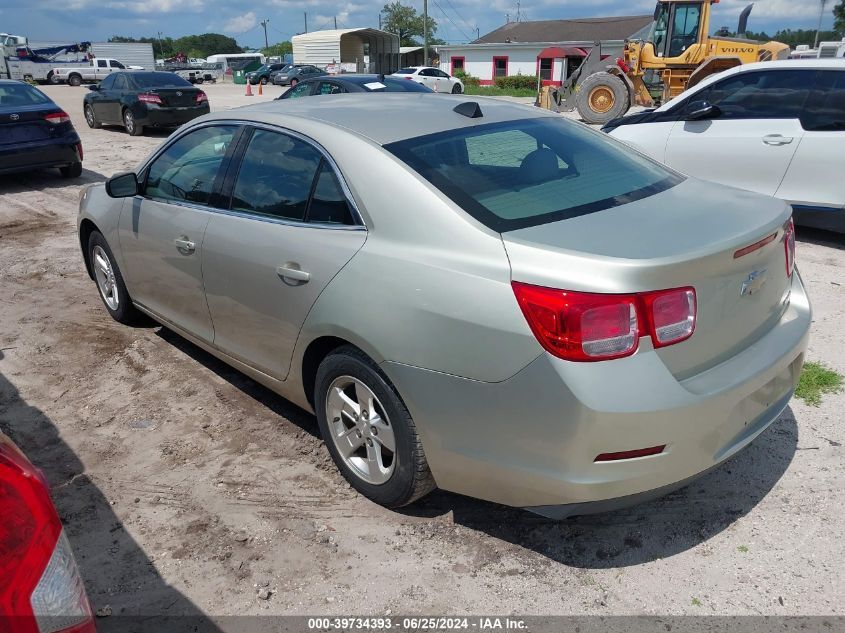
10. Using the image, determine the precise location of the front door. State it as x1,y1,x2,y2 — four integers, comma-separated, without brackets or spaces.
117,124,240,342
665,69,809,196
202,127,366,379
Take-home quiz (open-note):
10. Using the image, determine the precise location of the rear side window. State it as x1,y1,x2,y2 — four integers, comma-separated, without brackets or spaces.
696,70,811,119
385,118,680,232
0,82,51,105
282,82,312,99
230,129,322,221
801,71,845,131
145,125,236,205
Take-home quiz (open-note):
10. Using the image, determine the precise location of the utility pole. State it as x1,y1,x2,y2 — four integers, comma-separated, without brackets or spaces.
516,0,521,23
156,31,165,58
260,19,270,50
423,0,429,65
334,16,338,29
815,0,828,48
304,12,308,33
475,27,480,40
379,13,382,29
506,13,510,23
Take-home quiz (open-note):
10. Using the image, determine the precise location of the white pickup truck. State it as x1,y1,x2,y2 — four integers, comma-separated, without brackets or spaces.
51,58,144,86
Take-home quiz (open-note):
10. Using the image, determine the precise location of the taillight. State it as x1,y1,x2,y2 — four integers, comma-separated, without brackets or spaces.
137,93,162,104
44,112,71,125
195,91,208,104
784,217,795,277
0,443,95,633
640,287,696,348
512,282,697,362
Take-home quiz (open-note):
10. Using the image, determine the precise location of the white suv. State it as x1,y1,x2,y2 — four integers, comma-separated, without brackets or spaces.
604,60,845,232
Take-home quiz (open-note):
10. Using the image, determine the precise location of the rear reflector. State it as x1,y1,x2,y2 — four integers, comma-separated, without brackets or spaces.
595,445,666,462
44,112,71,125
733,232,777,259
75,143,83,162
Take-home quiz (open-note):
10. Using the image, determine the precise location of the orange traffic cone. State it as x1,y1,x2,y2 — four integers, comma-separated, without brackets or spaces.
245,82,253,96
258,81,263,95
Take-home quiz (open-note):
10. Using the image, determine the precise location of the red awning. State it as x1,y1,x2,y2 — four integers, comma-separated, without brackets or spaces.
537,46,587,58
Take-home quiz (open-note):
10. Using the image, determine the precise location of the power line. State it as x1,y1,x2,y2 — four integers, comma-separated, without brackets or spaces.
432,0,472,41
442,0,476,39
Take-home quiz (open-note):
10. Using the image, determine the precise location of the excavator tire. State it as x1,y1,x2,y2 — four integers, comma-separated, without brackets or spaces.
575,72,630,125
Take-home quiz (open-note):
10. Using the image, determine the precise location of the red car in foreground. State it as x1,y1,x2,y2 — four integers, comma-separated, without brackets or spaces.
0,431,95,633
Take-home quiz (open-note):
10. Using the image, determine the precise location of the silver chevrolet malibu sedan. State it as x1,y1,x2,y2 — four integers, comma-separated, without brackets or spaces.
78,94,810,518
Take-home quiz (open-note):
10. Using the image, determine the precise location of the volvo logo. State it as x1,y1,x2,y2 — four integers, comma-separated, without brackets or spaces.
9,113,19,121
741,269,768,296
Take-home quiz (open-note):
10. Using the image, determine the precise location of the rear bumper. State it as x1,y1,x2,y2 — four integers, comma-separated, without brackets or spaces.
383,270,811,513
138,104,210,128
0,138,80,174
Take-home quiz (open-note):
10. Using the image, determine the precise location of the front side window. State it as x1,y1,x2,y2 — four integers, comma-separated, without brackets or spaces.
230,129,322,221
283,82,312,99
385,118,679,232
649,2,670,56
695,70,811,120
668,3,701,57
801,71,845,131
145,125,236,205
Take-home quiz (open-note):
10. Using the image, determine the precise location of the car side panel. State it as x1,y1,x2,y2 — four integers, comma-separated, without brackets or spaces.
609,121,675,162
775,132,845,210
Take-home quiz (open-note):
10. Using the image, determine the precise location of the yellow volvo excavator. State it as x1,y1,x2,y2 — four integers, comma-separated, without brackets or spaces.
543,0,790,124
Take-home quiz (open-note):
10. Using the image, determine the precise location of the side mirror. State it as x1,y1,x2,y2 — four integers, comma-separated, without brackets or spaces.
686,100,721,121
87,84,100,91
105,172,139,198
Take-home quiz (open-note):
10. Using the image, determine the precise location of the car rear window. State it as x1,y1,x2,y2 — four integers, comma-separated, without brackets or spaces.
131,73,192,88
385,118,682,232
397,68,418,75
0,82,51,106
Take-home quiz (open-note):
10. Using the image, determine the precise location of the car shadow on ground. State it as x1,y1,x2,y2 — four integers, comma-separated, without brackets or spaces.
796,226,845,252
0,351,223,633
155,326,798,570
95,125,174,139
155,327,319,438
0,167,108,192
401,408,799,569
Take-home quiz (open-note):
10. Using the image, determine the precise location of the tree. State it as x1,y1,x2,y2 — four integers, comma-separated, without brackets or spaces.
108,33,242,59
263,41,292,58
380,1,440,47
834,0,845,35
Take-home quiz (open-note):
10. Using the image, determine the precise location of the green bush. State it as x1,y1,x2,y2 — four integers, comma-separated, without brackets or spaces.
494,74,539,90
454,69,480,87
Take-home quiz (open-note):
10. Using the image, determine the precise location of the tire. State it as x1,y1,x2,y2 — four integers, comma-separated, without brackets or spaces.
68,74,82,87
195,77,204,84
260,77,268,85
60,163,82,179
123,108,143,136
87,231,141,325
315,346,436,508
451,83,462,94
84,104,101,129
575,71,630,125
48,71,60,85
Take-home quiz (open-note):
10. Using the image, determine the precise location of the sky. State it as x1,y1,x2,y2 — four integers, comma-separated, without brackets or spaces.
0,0,838,49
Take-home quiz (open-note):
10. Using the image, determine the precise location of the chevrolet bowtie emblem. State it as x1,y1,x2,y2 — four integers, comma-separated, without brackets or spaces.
741,269,767,296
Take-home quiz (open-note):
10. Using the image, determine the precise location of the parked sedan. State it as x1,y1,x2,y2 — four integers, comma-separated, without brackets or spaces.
272,65,327,86
83,71,209,136
392,66,464,93
0,79,82,178
278,74,433,99
604,59,845,233
0,430,96,632
78,94,809,517
246,62,288,85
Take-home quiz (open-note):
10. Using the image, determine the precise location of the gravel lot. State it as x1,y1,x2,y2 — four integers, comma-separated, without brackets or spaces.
0,82,843,622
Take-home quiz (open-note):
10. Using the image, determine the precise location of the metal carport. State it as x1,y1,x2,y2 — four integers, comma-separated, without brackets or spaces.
292,28,401,74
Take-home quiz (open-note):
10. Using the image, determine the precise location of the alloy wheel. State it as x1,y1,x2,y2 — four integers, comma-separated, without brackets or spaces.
92,245,119,310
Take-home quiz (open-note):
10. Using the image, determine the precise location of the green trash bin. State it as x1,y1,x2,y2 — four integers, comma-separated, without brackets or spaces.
233,69,246,85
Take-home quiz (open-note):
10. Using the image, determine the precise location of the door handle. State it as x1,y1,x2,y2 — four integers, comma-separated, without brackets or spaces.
276,264,310,283
762,134,793,146
174,237,196,253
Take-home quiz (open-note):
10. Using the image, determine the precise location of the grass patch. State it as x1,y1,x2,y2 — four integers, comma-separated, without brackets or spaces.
463,86,537,98
737,545,749,553
691,597,702,607
795,361,843,406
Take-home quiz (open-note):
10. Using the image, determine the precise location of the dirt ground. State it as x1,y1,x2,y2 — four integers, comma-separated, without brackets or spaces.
0,82,843,622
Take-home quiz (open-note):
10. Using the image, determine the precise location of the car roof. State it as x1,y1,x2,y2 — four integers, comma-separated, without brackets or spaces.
221,93,553,145
658,58,845,111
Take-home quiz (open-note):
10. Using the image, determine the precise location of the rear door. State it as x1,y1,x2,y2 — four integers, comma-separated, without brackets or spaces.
417,68,436,89
117,124,240,342
98,74,123,123
94,58,109,80
664,69,810,196
776,69,845,210
201,126,366,380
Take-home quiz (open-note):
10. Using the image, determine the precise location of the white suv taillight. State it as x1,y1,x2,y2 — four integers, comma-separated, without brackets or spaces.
512,282,696,362
784,217,795,278
0,442,95,633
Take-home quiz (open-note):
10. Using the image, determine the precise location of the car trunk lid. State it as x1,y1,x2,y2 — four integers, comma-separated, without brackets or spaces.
502,178,794,378
148,88,200,107
0,104,67,145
